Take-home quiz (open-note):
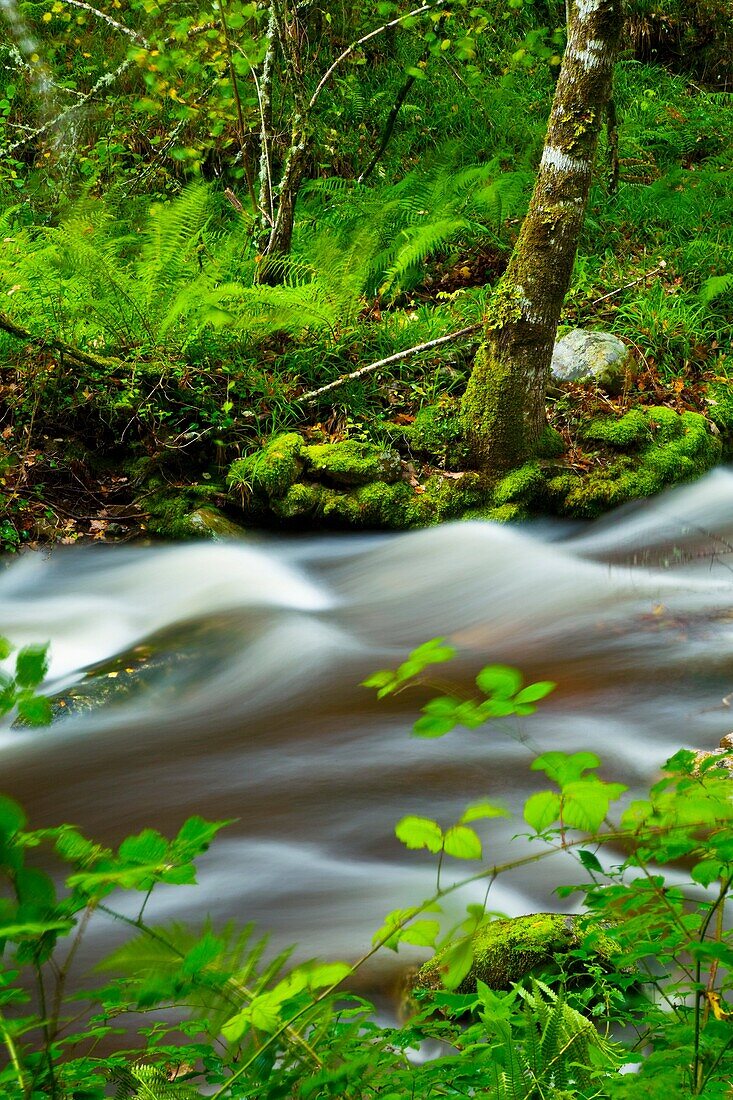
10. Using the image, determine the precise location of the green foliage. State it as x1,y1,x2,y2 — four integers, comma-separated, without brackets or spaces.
0,637,51,725
5,638,733,1095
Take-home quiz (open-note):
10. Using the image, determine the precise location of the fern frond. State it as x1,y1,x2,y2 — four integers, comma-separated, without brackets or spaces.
111,1062,201,1100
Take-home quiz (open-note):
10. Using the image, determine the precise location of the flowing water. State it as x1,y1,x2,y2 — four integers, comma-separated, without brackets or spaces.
3,470,733,986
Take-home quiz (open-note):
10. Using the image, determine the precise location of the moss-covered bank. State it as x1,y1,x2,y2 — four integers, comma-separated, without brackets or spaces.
221,403,720,532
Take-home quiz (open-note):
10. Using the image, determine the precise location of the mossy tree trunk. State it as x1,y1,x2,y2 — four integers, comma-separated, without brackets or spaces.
461,0,624,473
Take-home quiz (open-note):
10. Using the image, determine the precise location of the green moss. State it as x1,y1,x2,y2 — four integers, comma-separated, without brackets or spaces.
645,405,685,443
554,409,720,518
583,408,649,447
461,342,528,473
270,482,325,520
461,502,529,523
706,378,733,446
416,914,617,995
303,440,402,486
537,425,566,458
141,484,231,539
492,461,547,506
394,398,470,470
270,472,486,529
227,433,303,498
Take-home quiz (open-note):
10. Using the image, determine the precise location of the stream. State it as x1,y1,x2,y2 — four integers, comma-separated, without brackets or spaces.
3,469,733,988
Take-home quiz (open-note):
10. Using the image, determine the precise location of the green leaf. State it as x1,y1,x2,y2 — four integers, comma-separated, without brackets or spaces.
16,695,53,727
441,938,474,990
361,670,394,690
15,868,55,908
578,849,604,875
513,681,556,704
524,791,561,833
562,779,627,832
0,918,73,938
0,797,26,840
460,800,509,824
399,919,440,947
180,933,223,977
301,961,352,990
691,859,724,887
222,1008,250,1042
531,751,600,786
410,638,457,665
395,816,443,853
14,645,49,689
0,636,13,660
413,714,456,738
476,664,522,699
422,695,461,716
443,825,482,860
118,829,169,865
174,816,231,858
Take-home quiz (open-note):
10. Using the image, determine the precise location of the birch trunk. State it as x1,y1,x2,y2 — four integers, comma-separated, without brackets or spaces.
461,0,623,473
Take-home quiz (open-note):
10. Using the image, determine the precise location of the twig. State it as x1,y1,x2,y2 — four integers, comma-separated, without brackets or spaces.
298,324,480,403
308,0,448,111
591,262,666,305
3,55,133,154
60,0,150,47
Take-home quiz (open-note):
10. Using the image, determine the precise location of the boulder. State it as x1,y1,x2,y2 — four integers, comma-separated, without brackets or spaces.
186,507,247,539
414,913,618,995
551,329,634,394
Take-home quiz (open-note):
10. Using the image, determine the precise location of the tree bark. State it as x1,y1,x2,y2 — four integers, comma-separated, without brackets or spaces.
461,0,623,473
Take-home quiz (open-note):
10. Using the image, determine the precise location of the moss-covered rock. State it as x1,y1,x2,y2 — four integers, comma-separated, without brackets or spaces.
393,398,470,471
271,472,485,529
584,408,649,447
186,507,247,539
551,407,721,518
705,379,733,452
141,484,232,539
551,329,634,394
228,433,303,498
302,440,402,486
492,461,547,506
415,914,617,995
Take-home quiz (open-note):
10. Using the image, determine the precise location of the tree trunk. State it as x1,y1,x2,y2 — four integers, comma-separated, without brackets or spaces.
461,0,623,473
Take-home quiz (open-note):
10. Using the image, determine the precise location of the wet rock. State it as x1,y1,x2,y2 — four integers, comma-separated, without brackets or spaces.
186,507,247,539
693,733,733,776
551,329,634,394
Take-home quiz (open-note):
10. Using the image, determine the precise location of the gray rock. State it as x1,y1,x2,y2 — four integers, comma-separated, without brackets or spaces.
551,329,633,394
186,507,247,539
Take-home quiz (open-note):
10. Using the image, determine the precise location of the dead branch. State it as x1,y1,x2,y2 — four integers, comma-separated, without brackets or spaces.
0,310,121,371
298,324,480,403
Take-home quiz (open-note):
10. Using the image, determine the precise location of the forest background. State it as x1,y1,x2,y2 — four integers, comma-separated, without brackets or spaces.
2,3,733,1097
0,0,731,546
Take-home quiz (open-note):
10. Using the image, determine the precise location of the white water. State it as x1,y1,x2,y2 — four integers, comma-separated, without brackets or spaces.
3,470,733,981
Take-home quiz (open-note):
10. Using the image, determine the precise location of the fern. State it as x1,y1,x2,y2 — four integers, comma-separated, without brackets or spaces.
485,981,620,1098
111,1063,201,1100
302,156,529,301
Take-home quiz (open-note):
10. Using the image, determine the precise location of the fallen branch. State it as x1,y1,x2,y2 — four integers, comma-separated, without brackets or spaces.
298,324,481,403
592,262,666,306
0,310,120,371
